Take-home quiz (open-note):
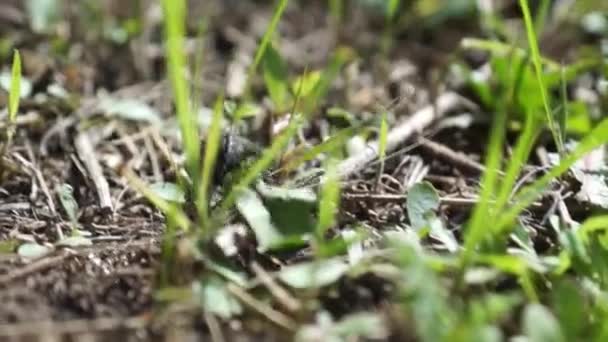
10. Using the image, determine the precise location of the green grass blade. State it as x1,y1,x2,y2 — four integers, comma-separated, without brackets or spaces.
495,118,608,234
462,102,507,263
316,154,340,240
302,47,353,113
191,17,209,122
123,169,191,232
262,43,291,111
534,0,551,36
161,0,200,182
329,0,343,24
519,0,563,154
494,113,541,212
387,0,400,20
8,50,21,122
244,0,289,98
197,94,224,234
378,112,388,162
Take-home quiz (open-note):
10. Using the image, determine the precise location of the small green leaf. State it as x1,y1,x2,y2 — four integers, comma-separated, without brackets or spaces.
56,236,93,248
522,304,565,342
552,280,586,341
263,44,291,111
149,182,186,204
278,259,349,289
256,181,317,204
332,312,388,339
196,276,242,319
18,243,52,260
291,71,321,99
235,188,283,251
57,183,79,227
407,182,440,231
232,102,263,120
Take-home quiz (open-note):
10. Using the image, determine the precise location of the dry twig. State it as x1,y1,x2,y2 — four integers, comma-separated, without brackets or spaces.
75,132,114,213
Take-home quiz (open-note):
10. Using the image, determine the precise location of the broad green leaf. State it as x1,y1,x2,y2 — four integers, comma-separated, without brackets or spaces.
244,0,289,97
522,304,565,342
552,280,586,341
232,102,263,120
291,71,321,99
256,181,317,204
196,276,242,319
263,44,291,111
149,182,186,204
124,170,191,231
260,182,317,241
407,182,440,230
235,188,283,251
18,243,52,260
278,258,349,289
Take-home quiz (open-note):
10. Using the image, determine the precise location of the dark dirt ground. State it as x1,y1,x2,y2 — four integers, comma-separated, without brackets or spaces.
0,0,604,341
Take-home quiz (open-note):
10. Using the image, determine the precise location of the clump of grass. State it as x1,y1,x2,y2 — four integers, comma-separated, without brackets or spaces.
161,0,199,187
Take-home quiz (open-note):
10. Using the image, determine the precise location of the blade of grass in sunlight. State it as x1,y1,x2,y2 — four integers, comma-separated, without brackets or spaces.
519,0,564,154
8,50,21,123
161,0,200,183
244,0,289,99
197,94,224,235
316,153,340,240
